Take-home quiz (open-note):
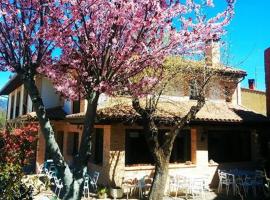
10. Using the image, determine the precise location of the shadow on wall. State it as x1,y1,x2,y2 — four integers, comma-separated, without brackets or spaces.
109,150,121,187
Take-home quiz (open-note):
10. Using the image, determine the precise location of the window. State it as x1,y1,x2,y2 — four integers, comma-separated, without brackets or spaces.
93,128,104,165
208,130,251,163
56,131,64,153
170,130,191,163
125,129,154,165
67,132,79,156
190,80,198,100
72,100,80,114
15,91,21,117
125,129,191,165
10,95,15,119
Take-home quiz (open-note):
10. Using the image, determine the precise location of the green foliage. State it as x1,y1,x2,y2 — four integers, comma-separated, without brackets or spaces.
97,186,108,199
0,163,33,200
0,125,38,200
0,110,6,129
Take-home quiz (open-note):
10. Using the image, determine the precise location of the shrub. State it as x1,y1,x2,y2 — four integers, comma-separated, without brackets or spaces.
0,124,38,199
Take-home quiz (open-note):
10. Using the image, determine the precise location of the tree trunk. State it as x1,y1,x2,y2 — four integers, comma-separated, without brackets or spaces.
148,153,169,200
63,178,84,200
23,76,74,197
73,92,100,175
24,73,100,200
142,118,173,200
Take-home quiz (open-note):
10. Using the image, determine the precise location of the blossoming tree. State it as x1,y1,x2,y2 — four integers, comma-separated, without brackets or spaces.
0,0,235,199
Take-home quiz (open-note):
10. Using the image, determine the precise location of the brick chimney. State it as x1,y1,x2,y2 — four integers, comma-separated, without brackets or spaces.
265,48,270,117
248,79,255,90
205,39,220,66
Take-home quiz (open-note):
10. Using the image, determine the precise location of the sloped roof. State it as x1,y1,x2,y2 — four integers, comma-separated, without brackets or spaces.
16,106,66,121
0,74,22,96
66,97,269,124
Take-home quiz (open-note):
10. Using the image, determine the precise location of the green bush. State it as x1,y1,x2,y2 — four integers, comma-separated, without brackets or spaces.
0,163,33,200
0,125,37,200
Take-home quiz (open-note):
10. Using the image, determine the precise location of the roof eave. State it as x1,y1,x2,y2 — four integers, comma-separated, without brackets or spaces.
0,74,22,96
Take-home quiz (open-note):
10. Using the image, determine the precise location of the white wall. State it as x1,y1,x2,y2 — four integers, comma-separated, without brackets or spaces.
40,78,61,109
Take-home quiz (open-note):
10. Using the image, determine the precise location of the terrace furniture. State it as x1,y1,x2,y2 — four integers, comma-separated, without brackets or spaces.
168,176,180,197
169,175,189,198
190,177,206,199
139,175,152,197
136,176,148,199
220,169,265,197
170,173,209,199
89,171,99,192
122,178,137,199
54,178,63,198
83,176,90,198
217,170,235,195
236,176,257,197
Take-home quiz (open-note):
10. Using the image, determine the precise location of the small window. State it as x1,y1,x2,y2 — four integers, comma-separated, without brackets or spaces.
56,131,64,154
67,132,79,156
189,80,198,100
72,100,80,114
93,129,104,165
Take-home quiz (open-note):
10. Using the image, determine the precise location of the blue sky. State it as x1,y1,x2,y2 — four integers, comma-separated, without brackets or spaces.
0,0,269,91
221,0,270,91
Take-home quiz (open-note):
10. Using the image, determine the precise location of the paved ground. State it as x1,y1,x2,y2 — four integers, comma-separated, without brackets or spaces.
33,189,255,200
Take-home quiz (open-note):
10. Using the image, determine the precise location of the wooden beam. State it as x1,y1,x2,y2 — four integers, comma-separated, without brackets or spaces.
191,128,197,164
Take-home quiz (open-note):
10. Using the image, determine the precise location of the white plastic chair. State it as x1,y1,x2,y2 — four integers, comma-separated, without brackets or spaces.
218,171,234,195
168,176,179,196
89,171,99,192
38,163,45,174
168,175,189,198
139,175,152,198
122,178,137,199
54,178,63,198
83,176,90,198
190,177,205,199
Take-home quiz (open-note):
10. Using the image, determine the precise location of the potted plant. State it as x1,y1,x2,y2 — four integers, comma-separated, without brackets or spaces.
109,186,123,199
97,186,108,199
